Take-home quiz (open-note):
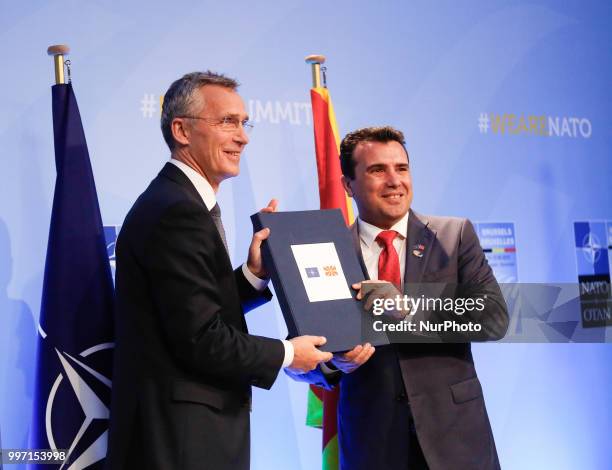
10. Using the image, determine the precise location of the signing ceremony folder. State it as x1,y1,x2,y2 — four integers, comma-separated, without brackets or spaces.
251,209,389,352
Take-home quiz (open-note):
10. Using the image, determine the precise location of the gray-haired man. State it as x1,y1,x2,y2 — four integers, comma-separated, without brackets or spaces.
106,71,332,470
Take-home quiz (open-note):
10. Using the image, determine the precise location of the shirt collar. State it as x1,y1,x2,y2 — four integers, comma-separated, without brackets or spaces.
169,158,217,211
358,211,409,248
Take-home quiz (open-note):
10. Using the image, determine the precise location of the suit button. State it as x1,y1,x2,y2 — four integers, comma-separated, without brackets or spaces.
396,393,407,403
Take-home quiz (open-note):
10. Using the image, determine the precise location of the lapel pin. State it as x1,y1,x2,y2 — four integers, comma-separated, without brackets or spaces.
412,244,425,258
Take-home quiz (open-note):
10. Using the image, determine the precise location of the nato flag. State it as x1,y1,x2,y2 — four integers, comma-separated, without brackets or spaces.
29,83,114,469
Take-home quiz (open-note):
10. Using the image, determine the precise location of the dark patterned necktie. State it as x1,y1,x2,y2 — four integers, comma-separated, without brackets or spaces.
209,203,228,252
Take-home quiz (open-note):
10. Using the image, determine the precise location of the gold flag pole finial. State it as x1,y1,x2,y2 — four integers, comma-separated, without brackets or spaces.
305,54,326,88
47,45,70,85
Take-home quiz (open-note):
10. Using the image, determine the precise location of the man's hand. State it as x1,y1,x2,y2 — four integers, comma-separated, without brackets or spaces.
331,343,375,374
247,199,278,278
352,281,407,320
287,336,333,374
260,198,278,214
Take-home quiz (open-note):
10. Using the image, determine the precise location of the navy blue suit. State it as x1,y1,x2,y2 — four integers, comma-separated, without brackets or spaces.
106,163,285,470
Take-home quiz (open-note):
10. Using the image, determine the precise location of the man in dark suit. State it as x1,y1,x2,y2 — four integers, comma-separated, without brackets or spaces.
105,71,332,470
295,126,509,469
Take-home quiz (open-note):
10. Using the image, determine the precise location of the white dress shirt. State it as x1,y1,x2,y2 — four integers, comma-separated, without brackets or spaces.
357,212,409,288
319,212,411,374
169,159,294,367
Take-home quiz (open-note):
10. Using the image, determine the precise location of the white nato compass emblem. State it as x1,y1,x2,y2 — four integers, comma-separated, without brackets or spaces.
45,342,114,469
581,232,602,264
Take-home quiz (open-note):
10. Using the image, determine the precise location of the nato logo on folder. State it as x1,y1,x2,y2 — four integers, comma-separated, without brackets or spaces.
252,209,389,352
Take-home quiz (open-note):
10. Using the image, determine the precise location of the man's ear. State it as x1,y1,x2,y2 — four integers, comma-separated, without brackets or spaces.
171,117,190,147
341,175,353,197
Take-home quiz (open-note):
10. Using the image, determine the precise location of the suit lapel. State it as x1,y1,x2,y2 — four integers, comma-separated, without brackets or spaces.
159,162,208,211
351,213,437,284
159,162,233,266
403,209,436,289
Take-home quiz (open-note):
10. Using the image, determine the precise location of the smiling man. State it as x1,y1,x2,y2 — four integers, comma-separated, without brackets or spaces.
105,71,332,470
295,126,508,470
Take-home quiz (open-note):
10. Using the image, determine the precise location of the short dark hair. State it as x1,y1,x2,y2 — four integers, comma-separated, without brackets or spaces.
161,71,239,151
339,126,409,179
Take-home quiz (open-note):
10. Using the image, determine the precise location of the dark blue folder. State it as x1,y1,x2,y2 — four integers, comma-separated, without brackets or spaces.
252,209,389,352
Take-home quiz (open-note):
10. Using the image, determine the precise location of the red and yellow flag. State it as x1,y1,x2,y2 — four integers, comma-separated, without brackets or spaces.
306,86,354,470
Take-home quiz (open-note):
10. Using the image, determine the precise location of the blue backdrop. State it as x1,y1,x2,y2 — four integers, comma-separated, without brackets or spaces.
1,1,611,468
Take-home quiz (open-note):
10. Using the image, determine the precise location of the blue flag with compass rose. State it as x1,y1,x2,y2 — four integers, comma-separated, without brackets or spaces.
573,221,612,328
29,82,114,469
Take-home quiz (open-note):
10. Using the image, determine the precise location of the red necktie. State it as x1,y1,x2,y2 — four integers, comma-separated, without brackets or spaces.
376,230,401,289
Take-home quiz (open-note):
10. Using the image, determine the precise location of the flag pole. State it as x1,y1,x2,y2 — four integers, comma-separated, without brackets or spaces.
47,44,70,84
305,54,326,88
304,53,345,470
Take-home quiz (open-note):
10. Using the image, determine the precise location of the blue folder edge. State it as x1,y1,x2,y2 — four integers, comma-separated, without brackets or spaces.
251,209,389,352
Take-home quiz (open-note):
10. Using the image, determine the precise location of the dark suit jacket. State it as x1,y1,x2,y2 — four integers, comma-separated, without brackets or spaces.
105,163,285,470
295,210,508,470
